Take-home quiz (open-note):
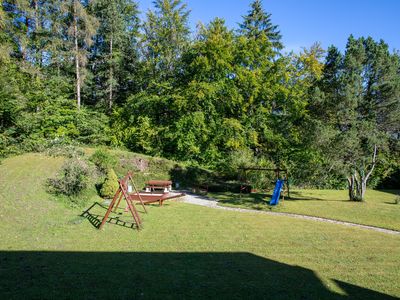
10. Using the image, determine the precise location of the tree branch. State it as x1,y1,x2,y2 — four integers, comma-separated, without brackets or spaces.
365,144,377,182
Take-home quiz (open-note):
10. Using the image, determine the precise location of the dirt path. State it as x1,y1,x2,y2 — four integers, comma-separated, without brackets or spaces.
181,192,400,235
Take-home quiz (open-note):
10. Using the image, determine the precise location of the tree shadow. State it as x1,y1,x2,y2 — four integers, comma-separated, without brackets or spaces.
215,191,348,210
0,251,397,299
285,191,352,202
215,192,269,210
376,189,400,197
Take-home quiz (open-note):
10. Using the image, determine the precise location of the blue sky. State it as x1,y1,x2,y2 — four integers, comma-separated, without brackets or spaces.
137,0,400,53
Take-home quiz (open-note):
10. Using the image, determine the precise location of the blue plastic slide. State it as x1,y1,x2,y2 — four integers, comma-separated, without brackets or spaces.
269,179,284,206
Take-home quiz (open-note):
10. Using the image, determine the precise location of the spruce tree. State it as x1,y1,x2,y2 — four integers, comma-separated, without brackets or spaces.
239,0,282,50
100,168,119,198
90,0,140,111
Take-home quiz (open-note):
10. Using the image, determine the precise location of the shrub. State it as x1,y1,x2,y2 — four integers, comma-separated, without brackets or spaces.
47,157,91,197
100,168,119,198
89,148,117,173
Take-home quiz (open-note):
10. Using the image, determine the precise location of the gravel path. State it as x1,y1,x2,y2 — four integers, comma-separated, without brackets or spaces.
181,192,400,236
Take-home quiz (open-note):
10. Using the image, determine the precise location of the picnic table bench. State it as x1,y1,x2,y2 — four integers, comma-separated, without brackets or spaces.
145,180,172,192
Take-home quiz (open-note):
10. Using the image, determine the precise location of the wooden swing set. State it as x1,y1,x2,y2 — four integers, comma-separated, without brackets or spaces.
99,171,185,231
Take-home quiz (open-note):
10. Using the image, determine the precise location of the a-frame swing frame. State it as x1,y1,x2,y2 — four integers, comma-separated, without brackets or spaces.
99,171,147,231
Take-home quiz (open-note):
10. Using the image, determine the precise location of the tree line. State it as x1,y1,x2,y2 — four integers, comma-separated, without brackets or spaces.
1,0,399,199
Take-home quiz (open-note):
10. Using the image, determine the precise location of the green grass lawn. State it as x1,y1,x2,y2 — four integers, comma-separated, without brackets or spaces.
0,153,399,299
210,189,400,231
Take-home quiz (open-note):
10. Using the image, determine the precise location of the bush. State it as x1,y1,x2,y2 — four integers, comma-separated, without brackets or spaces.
89,148,117,173
47,157,92,197
100,168,119,198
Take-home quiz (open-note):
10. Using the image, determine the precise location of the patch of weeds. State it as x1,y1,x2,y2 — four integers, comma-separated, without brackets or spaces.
46,145,84,158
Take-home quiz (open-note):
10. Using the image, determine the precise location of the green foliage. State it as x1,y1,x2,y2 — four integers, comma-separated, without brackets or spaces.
239,0,282,50
100,168,119,198
89,0,140,110
45,145,85,158
142,0,190,81
309,37,400,199
1,0,399,191
89,148,117,173
47,157,92,198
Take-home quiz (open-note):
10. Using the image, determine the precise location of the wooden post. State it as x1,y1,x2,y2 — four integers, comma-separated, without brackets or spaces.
119,180,142,229
113,190,124,212
100,177,143,231
128,172,147,213
99,187,121,230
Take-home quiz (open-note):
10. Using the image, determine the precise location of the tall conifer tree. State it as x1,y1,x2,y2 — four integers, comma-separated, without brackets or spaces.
63,0,98,109
90,0,140,111
239,0,282,50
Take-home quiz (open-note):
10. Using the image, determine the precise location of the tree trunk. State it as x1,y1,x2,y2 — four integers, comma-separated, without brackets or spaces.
109,36,113,112
33,0,42,67
347,175,355,201
34,0,39,30
73,1,81,110
347,145,377,202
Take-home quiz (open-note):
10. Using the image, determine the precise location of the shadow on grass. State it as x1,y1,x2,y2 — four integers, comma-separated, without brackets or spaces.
81,202,138,230
215,192,269,210
0,251,396,299
81,201,166,231
215,191,349,209
377,189,400,197
384,201,400,205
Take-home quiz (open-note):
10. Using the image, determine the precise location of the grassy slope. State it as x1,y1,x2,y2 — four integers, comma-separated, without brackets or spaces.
0,153,399,299
211,189,400,231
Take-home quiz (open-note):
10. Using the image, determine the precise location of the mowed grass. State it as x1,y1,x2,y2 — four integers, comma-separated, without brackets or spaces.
210,189,400,231
0,153,399,299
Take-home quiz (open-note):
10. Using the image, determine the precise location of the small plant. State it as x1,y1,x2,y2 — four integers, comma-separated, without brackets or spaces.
100,168,119,198
89,148,117,173
47,157,91,197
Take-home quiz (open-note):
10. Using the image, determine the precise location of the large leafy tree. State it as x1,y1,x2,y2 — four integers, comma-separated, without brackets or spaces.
141,0,190,83
310,36,400,200
177,18,238,162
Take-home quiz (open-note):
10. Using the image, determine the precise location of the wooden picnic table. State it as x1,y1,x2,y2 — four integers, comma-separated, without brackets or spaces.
145,180,172,192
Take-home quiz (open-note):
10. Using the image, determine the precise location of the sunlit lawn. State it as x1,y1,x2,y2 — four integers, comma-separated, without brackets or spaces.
210,189,400,231
0,154,399,299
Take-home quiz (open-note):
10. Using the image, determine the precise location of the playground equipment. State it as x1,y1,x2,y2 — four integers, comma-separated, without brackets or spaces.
99,172,185,231
99,172,145,231
269,179,285,206
238,167,290,205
